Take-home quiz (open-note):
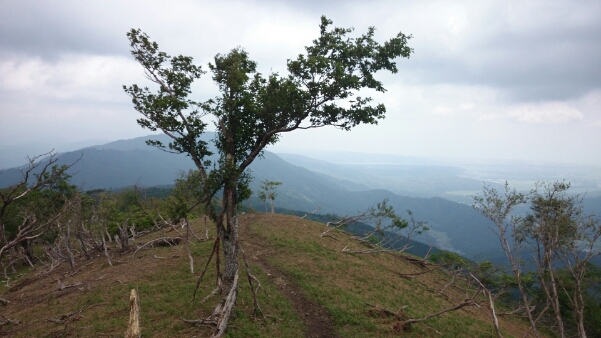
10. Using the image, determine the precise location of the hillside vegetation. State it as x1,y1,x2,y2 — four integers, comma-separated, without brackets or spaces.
1,213,536,337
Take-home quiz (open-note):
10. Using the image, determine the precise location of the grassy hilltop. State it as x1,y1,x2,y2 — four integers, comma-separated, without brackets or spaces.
1,213,536,337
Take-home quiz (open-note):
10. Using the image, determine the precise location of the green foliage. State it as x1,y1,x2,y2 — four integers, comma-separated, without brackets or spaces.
258,179,282,212
428,251,468,268
287,16,413,130
519,181,579,247
124,16,413,222
166,170,205,223
1,165,76,242
91,189,156,235
369,198,408,233
123,29,211,163
475,181,601,337
123,19,413,331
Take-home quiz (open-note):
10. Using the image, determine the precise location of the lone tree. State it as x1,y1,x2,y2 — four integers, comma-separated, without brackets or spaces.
258,180,282,213
124,16,412,336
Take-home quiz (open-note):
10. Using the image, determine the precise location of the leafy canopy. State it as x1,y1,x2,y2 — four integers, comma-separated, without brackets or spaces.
124,16,413,206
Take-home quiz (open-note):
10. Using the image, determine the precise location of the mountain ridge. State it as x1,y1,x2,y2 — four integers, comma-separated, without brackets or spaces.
3,134,598,263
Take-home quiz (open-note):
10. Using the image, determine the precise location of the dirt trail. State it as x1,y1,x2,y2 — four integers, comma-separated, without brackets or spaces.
240,219,338,338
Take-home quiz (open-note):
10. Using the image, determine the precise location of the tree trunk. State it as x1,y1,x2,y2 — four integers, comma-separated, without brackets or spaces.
185,217,194,273
546,251,565,338
574,277,587,338
220,178,239,293
207,159,240,337
0,218,7,251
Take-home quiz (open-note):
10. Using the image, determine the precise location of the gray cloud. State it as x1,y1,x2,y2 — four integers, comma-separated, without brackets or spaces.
393,0,601,102
0,2,129,59
0,0,599,166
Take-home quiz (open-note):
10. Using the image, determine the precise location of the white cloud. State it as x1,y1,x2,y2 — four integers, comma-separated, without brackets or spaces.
0,54,140,103
506,102,584,124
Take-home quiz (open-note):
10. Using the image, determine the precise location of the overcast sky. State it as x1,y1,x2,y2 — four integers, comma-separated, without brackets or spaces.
1,0,600,166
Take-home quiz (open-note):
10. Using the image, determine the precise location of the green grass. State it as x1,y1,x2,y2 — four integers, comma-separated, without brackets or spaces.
0,213,537,337
244,213,536,338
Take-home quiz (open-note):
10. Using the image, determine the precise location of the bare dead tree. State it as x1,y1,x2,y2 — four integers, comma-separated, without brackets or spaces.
473,182,540,337
0,199,75,260
239,244,268,318
0,151,79,250
331,200,428,257
101,232,113,266
118,220,130,253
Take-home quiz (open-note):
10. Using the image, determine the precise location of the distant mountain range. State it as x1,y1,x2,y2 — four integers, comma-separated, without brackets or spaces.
1,134,599,264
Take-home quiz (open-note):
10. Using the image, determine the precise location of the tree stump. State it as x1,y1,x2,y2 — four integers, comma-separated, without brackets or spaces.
125,288,141,338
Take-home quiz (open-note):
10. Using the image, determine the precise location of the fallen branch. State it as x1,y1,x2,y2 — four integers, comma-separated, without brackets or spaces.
400,295,479,331
185,270,240,338
497,305,527,317
132,237,182,259
438,268,462,297
239,244,268,318
365,302,407,319
320,212,368,238
300,206,321,219
470,273,502,338
0,314,20,326
57,279,85,291
201,287,221,304
192,235,220,301
399,266,440,278
211,270,239,338
48,306,85,324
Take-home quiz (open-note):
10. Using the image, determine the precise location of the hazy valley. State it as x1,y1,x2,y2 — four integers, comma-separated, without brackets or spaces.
2,134,600,263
